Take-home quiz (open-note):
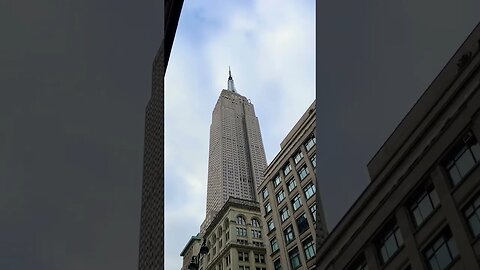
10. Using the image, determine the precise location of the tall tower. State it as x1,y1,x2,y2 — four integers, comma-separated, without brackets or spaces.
200,69,268,232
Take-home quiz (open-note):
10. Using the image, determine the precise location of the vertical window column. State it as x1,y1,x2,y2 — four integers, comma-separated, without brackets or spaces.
395,207,424,269
431,167,480,268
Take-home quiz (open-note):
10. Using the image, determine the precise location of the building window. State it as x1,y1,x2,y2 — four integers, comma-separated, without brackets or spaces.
271,238,279,253
289,247,302,269
287,178,297,192
303,236,315,261
225,255,230,266
276,189,286,204
377,223,403,264
304,182,316,200
310,154,316,169
296,213,309,234
409,183,440,227
253,241,264,247
298,166,309,181
236,216,246,225
274,259,282,270
252,218,260,227
280,207,290,222
291,194,303,211
226,231,229,241
305,135,316,151
444,132,480,186
239,266,250,270
294,151,303,164
252,229,262,239
262,188,269,200
273,175,282,187
284,163,292,176
237,239,248,245
267,219,275,232
423,228,459,270
239,251,249,262
310,204,317,221
283,225,295,245
236,227,247,237
265,202,272,214
254,253,265,264
464,194,480,238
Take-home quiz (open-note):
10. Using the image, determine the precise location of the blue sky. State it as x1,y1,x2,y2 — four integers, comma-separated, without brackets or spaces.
164,0,315,268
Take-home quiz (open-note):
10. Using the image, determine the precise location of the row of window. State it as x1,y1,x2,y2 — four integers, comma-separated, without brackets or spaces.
236,227,262,239
266,134,316,194
270,212,311,252
271,163,312,190
272,236,316,270
347,188,480,269
267,203,316,234
236,216,261,227
345,132,480,270
351,226,459,270
264,182,316,218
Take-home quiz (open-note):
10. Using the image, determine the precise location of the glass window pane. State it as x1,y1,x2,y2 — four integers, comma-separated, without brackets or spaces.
471,143,480,161
428,257,440,270
430,189,440,207
418,197,434,220
448,237,459,258
435,244,451,269
448,167,462,185
456,151,476,176
413,208,423,226
468,215,480,237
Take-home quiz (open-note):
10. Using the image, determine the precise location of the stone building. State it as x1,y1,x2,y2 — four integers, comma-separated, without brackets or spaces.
201,70,267,233
257,101,327,270
194,197,268,270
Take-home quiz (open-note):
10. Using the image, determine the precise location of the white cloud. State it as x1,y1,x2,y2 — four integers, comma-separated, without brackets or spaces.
165,0,315,268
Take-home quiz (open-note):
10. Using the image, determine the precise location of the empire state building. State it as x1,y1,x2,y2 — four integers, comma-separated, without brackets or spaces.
200,69,267,233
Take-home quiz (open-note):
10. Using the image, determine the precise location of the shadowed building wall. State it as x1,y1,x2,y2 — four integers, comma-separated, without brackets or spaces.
138,1,183,269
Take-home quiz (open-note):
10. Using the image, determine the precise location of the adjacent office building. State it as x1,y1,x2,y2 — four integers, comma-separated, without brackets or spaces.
138,1,183,269
180,235,203,270
316,23,480,269
194,197,268,270
258,101,326,270
200,70,268,233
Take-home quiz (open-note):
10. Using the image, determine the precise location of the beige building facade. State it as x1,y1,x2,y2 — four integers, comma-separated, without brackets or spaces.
180,235,202,270
201,72,268,233
195,197,268,270
316,23,480,270
257,101,327,270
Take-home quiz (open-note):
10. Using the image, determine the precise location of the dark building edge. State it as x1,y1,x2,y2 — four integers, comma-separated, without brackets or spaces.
138,1,183,270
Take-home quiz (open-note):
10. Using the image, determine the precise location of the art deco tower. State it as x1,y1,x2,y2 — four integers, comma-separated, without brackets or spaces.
200,69,268,232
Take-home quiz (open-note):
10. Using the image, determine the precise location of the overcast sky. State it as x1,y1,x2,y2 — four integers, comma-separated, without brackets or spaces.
164,0,315,268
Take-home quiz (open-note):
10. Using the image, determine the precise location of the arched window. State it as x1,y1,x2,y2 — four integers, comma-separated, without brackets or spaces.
236,215,246,225
251,218,260,227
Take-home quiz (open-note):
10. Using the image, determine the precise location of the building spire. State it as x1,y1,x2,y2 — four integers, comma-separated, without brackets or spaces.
227,66,236,92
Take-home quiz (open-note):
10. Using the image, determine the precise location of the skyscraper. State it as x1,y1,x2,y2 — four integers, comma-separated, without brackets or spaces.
200,69,268,233
138,1,183,269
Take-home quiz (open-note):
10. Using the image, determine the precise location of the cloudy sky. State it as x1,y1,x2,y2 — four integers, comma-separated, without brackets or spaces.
164,0,315,268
